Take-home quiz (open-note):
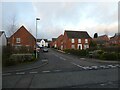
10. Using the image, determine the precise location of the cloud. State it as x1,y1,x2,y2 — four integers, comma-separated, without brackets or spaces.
2,2,118,39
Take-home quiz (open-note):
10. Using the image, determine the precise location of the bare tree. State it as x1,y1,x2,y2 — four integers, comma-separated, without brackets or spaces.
7,14,18,37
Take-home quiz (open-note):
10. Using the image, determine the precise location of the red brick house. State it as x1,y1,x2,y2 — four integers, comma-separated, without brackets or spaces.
50,38,57,48
63,30,92,50
109,33,120,45
56,34,64,50
93,35,109,46
8,25,36,49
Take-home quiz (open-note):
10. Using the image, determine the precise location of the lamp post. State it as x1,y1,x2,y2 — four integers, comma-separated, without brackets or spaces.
36,18,40,58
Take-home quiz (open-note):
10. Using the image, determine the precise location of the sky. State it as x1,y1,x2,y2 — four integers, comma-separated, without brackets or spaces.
1,0,119,40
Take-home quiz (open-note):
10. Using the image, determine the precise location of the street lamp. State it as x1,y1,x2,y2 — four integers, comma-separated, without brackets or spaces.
36,18,40,58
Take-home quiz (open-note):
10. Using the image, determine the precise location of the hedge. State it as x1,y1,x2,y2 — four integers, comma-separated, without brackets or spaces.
100,52,119,60
64,49,88,57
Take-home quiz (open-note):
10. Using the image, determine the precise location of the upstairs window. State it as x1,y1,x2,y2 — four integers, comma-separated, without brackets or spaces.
16,38,21,43
71,39,74,43
78,39,81,43
85,39,88,43
71,45,75,49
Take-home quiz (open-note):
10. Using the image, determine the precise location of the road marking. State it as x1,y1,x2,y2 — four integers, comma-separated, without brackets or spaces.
99,65,105,67
82,66,92,70
42,59,48,62
16,72,25,75
115,64,120,67
42,71,50,73
99,65,109,69
54,70,61,72
91,66,98,69
80,58,85,60
70,62,83,68
29,71,38,74
60,57,66,60
107,65,116,68
2,73,11,76
70,62,76,65
76,65,83,68
100,83,105,86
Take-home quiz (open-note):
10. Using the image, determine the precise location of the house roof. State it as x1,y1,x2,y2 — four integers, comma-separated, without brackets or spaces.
65,30,91,39
52,38,57,41
0,31,4,37
57,34,63,39
9,25,36,40
110,33,120,39
97,35,109,41
37,39,48,42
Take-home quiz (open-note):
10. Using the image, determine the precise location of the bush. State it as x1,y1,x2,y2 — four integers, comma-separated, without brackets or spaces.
64,49,88,57
4,54,35,66
100,52,118,60
101,46,120,53
2,46,35,67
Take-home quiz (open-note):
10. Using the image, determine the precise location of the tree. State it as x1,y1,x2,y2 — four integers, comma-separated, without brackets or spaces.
89,40,97,48
94,33,98,38
7,14,18,37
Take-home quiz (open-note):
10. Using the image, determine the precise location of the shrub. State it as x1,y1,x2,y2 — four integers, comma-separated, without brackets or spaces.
4,54,35,66
100,52,118,60
64,49,88,57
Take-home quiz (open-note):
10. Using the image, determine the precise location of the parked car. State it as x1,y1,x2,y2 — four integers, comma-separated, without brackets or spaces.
43,47,48,52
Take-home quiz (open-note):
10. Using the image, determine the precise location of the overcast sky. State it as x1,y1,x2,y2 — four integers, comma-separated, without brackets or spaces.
1,0,119,40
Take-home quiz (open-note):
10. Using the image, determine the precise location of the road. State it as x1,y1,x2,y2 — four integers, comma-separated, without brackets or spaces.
2,48,120,88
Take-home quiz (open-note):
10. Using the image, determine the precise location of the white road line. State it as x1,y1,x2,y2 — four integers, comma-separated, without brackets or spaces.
42,59,48,62
99,65,109,69
16,72,25,75
2,73,11,76
80,58,85,60
54,70,61,72
99,65,106,68
70,62,83,68
42,71,50,73
76,65,83,68
91,66,98,69
29,71,38,74
100,83,105,86
107,65,116,68
82,66,90,70
60,57,66,60
115,64,120,67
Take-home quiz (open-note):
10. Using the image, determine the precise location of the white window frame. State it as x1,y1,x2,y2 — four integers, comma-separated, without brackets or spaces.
16,38,21,43
78,39,81,43
84,44,89,49
71,44,75,49
71,39,74,43
85,39,88,43
77,44,82,50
